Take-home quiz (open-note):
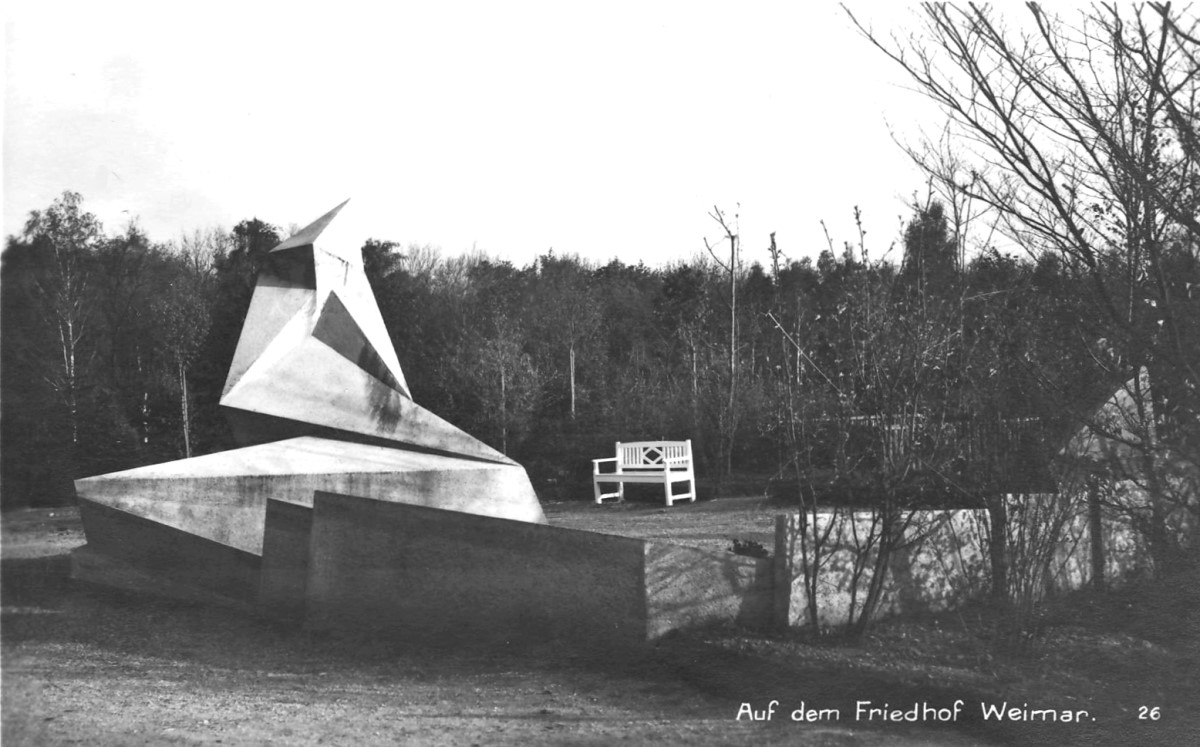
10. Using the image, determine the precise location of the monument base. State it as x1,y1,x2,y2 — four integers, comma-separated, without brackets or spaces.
74,435,546,557
70,545,259,615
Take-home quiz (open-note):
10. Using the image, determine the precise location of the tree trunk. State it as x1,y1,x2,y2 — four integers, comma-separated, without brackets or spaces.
59,317,79,446
853,510,897,637
987,493,1009,603
1087,477,1106,590
727,233,737,480
1134,370,1179,573
500,364,508,455
179,359,192,459
137,350,150,446
569,344,576,420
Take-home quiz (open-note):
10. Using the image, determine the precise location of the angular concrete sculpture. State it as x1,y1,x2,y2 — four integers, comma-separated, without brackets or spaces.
73,201,545,609
220,200,509,463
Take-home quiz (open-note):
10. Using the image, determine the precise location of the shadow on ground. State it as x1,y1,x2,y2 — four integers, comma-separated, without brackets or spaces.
1,547,993,746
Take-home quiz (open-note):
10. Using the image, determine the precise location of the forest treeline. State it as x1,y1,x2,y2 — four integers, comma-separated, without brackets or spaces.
0,191,1171,501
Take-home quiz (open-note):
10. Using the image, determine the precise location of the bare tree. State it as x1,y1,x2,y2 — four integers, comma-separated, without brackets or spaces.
152,270,212,459
704,205,743,485
767,220,971,634
459,315,540,456
847,2,1200,570
530,254,601,420
20,191,103,447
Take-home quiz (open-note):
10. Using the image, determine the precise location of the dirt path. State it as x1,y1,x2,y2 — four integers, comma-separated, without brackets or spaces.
7,503,1196,745
1,505,988,746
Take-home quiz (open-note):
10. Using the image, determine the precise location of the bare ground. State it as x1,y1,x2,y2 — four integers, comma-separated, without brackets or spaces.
3,499,1198,746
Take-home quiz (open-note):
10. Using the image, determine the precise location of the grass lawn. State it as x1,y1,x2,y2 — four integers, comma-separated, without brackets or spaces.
543,492,779,552
3,500,1198,746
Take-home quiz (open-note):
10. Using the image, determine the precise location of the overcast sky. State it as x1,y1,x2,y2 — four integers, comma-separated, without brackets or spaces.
5,2,941,268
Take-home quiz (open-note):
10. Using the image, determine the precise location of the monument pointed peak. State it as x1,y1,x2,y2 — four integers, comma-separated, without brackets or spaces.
272,199,351,253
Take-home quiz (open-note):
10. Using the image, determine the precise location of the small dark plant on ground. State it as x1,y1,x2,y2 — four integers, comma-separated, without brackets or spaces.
729,538,770,558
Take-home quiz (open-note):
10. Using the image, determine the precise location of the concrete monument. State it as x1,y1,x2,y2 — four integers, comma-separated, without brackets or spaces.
71,201,766,646
72,202,545,608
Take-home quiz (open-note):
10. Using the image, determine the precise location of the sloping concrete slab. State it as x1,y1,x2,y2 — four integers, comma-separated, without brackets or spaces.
74,500,262,608
223,338,512,463
74,436,547,555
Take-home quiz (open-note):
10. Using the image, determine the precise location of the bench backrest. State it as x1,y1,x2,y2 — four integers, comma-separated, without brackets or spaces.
617,440,692,470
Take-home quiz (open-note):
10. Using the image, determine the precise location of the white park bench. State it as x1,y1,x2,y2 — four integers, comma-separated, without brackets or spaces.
592,440,696,506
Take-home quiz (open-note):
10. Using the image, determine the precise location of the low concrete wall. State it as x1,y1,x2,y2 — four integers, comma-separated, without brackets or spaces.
776,510,987,629
303,492,648,644
73,489,776,644
280,491,772,644
644,542,772,638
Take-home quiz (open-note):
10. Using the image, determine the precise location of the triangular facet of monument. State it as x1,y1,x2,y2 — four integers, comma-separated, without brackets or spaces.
222,273,316,399
312,292,407,393
311,238,408,395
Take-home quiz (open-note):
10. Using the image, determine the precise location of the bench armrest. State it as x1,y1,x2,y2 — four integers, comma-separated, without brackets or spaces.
592,457,619,474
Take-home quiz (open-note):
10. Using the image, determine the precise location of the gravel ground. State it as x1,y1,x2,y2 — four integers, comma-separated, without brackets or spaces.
4,503,1196,746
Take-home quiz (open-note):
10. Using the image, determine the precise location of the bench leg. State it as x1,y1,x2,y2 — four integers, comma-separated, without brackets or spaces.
665,480,683,506
664,475,696,506
594,479,624,504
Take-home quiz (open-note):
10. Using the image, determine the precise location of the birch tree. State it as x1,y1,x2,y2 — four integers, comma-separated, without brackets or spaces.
151,268,213,458
19,191,103,447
